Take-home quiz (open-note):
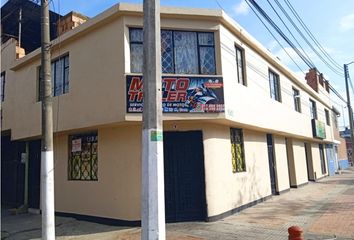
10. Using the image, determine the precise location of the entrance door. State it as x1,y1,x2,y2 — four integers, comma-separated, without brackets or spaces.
1,136,25,208
28,140,41,209
266,134,277,195
163,131,207,222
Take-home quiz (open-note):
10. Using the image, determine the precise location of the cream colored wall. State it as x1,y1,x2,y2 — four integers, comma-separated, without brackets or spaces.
292,140,308,186
273,136,290,192
311,143,328,179
5,16,127,140
219,25,334,143
203,127,271,217
1,39,18,132
54,125,141,220
54,121,273,220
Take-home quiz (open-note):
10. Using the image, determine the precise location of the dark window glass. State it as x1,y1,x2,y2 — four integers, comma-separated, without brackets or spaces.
38,55,70,100
325,109,330,126
235,46,246,85
269,70,281,102
68,132,98,181
309,99,317,119
293,87,301,112
230,128,246,173
319,144,326,174
1,72,5,102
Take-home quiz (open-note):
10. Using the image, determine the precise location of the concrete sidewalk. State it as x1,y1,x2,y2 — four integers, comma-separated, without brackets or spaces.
2,168,354,240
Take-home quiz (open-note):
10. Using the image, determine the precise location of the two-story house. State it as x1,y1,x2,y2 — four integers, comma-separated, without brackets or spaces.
1,3,341,224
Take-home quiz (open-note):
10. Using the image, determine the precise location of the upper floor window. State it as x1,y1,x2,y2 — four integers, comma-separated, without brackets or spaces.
325,109,330,126
309,99,317,119
269,69,281,102
292,87,301,112
332,111,338,129
1,72,5,102
235,45,246,86
230,128,246,173
129,28,216,75
38,55,69,100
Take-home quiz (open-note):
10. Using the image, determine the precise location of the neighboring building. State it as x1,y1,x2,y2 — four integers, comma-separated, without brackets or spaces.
340,127,352,168
1,3,343,223
1,0,62,54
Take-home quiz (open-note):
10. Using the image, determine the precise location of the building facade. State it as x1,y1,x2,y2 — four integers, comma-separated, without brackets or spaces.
1,3,342,223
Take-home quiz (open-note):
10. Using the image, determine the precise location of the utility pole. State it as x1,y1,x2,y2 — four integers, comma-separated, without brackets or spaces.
18,7,22,49
41,0,55,239
344,62,354,166
141,0,165,239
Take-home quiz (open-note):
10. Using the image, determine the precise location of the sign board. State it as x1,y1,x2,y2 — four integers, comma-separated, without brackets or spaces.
71,138,82,152
126,75,224,113
312,119,326,139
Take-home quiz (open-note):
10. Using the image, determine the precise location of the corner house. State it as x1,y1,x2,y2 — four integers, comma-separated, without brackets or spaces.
1,3,338,224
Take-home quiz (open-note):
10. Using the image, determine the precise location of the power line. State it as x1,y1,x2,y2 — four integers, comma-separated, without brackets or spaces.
272,0,344,77
283,0,343,70
265,0,315,68
246,0,315,70
243,0,306,74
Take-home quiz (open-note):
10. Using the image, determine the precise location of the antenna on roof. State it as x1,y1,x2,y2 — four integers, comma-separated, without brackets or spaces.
18,6,22,48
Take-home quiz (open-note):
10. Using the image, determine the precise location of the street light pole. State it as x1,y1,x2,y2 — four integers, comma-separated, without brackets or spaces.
344,62,354,165
141,0,165,239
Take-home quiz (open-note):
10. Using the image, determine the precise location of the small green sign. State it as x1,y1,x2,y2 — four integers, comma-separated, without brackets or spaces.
150,130,163,142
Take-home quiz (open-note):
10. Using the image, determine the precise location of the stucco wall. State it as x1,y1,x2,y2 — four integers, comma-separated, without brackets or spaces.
54,125,141,220
273,136,290,192
54,122,274,220
311,143,328,179
292,140,308,186
203,127,271,217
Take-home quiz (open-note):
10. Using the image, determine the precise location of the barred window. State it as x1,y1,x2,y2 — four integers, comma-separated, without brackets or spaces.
129,28,216,75
230,128,246,173
68,132,98,181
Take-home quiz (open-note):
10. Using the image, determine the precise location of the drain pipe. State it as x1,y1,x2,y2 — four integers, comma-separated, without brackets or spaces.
24,142,29,208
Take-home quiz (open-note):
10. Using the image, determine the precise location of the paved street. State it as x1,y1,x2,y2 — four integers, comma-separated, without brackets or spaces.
2,168,354,240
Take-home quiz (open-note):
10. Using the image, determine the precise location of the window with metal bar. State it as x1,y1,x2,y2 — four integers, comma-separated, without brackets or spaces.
230,128,246,173
68,132,98,181
129,28,216,75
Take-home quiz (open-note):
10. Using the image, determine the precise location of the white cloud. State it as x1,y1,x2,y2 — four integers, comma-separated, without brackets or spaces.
340,13,354,31
233,0,250,16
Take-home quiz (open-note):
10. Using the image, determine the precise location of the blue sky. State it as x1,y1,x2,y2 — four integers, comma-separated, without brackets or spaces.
2,0,354,127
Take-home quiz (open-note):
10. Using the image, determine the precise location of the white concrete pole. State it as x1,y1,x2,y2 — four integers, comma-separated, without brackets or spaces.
41,0,55,239
141,0,166,239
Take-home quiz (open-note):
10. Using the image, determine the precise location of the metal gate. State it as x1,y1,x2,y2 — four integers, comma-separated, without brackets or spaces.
163,131,207,222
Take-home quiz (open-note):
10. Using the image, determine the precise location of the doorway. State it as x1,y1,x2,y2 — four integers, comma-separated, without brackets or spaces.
163,131,207,222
